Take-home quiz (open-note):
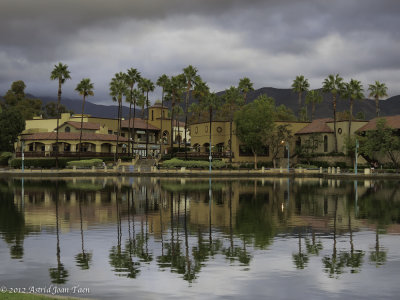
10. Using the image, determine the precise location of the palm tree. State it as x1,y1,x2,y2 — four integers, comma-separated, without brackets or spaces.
202,92,221,158
223,86,244,163
50,62,71,168
157,74,170,156
305,90,323,121
75,194,92,270
292,75,310,119
139,78,155,157
322,74,344,153
183,65,200,159
129,89,142,156
165,75,186,150
368,81,388,117
125,68,141,157
75,78,94,159
342,79,364,137
238,77,254,104
109,73,127,162
173,105,184,151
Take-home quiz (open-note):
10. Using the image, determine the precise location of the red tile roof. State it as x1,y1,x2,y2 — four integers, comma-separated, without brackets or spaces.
21,132,128,142
296,118,334,135
121,118,160,130
64,121,100,130
357,115,400,132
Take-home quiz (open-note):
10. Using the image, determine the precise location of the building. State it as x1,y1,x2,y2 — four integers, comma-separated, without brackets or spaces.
15,103,190,158
190,120,309,164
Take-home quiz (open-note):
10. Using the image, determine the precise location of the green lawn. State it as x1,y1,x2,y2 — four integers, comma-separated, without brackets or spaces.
1,293,82,300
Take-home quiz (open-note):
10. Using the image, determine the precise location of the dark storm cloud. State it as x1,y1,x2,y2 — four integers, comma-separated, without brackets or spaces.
0,0,399,102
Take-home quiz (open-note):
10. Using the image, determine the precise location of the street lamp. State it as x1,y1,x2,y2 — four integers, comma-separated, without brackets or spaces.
281,140,290,172
355,139,359,174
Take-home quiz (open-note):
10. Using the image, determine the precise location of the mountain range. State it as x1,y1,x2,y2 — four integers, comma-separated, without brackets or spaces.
37,87,400,120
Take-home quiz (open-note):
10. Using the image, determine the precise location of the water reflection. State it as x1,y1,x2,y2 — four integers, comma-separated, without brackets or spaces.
1,177,400,297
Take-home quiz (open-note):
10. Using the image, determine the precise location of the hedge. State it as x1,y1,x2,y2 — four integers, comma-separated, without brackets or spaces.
161,158,226,169
67,159,103,168
0,152,13,166
10,157,114,169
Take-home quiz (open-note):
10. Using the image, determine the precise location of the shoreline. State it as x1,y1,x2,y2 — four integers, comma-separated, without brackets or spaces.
0,168,398,180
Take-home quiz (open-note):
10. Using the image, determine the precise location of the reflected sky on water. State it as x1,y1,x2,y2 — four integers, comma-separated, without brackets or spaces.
0,177,399,299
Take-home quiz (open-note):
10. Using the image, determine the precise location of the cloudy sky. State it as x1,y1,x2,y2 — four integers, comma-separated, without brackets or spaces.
1,0,399,105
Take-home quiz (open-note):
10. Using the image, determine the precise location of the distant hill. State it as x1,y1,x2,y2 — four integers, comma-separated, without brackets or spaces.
34,88,400,120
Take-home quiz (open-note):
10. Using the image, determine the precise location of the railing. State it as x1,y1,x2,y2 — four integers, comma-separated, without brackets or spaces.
175,152,233,159
15,152,116,158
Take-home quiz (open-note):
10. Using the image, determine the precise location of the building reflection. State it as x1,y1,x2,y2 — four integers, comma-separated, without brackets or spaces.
2,176,399,282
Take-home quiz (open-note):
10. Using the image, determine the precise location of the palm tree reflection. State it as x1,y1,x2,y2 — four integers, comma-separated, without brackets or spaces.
75,193,92,270
49,182,69,284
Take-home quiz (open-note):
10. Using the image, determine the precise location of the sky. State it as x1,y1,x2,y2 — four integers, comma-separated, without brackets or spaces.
1,0,399,105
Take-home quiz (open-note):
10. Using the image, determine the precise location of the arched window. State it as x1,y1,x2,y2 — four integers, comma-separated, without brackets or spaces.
65,126,70,133
324,135,328,152
151,110,154,121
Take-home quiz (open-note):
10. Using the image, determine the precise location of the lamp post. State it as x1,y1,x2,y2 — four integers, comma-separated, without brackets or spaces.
21,139,25,172
355,139,359,175
281,140,290,172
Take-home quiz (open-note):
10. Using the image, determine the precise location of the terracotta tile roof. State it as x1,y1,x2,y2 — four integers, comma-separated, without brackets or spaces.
65,121,100,130
357,115,400,132
121,118,160,130
173,120,186,127
296,118,334,135
21,132,128,142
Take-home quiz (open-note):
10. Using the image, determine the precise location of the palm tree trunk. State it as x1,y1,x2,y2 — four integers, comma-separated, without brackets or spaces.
229,111,233,164
177,117,181,152
209,106,212,163
348,100,353,138
170,97,175,150
128,100,132,157
333,96,338,153
55,80,62,168
184,87,190,161
146,92,149,158
115,100,121,162
160,89,164,157
375,96,380,117
79,95,86,160
298,92,302,119
132,99,136,157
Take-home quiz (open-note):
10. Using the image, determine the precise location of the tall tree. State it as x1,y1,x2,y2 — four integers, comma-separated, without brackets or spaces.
139,78,155,157
125,68,141,156
50,62,71,168
183,65,200,159
342,79,364,137
292,75,310,119
0,107,25,152
109,73,127,162
128,89,142,156
368,81,388,117
165,75,186,150
223,86,244,163
156,74,170,156
322,74,344,153
202,92,221,159
235,95,275,169
238,77,254,104
305,90,323,121
75,78,94,159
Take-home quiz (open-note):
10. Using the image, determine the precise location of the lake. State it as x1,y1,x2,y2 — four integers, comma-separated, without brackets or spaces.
0,177,399,299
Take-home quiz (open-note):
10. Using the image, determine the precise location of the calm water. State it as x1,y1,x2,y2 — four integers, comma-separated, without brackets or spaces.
0,177,399,299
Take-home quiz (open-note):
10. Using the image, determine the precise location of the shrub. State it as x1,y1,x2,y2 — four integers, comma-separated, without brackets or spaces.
0,152,13,166
161,158,225,169
67,159,103,168
10,157,111,169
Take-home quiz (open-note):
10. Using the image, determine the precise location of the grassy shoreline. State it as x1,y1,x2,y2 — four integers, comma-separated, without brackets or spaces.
1,292,86,300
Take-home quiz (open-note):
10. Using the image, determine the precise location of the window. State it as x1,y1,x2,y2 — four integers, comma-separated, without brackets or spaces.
217,127,222,133
151,110,154,121
324,135,328,152
205,125,208,133
65,126,70,132
121,133,125,137
29,144,33,151
108,130,112,134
